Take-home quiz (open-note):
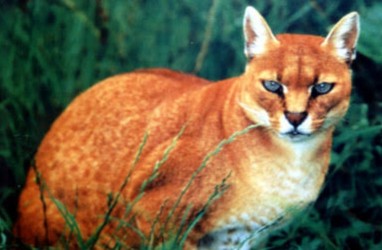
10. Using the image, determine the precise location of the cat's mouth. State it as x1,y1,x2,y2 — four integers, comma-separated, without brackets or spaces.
280,129,311,141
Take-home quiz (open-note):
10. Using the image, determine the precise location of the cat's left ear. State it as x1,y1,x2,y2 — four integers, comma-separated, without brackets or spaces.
321,12,360,65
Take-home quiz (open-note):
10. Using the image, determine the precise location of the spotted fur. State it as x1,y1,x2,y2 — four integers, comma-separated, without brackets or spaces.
14,6,359,250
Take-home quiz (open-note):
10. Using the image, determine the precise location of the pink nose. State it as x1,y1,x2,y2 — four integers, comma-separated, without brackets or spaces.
284,111,308,127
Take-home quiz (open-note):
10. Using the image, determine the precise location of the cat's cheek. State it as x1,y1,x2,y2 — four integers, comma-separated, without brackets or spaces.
317,96,350,127
238,101,272,127
322,101,350,128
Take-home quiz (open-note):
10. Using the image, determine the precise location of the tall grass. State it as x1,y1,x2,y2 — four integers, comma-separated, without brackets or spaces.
23,124,257,249
1,0,381,249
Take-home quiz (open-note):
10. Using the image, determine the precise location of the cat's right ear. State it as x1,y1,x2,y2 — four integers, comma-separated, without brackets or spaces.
321,12,360,65
243,6,279,60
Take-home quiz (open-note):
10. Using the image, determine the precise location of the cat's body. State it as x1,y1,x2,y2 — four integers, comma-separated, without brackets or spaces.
14,7,359,250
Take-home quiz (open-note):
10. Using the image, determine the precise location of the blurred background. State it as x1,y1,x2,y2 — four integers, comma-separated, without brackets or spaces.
0,0,381,249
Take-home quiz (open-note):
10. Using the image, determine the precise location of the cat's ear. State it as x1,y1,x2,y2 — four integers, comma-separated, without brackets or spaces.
243,6,279,60
321,12,360,65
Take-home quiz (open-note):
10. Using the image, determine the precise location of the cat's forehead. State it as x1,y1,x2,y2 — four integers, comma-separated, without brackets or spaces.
275,34,327,63
276,34,325,47
251,34,348,86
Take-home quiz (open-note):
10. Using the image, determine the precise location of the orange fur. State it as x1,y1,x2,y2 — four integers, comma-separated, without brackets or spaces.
14,7,360,250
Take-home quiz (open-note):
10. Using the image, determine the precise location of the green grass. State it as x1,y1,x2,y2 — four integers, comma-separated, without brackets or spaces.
1,0,382,249
19,124,256,249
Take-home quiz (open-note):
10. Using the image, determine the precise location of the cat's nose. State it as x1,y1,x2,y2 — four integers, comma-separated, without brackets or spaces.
284,111,308,127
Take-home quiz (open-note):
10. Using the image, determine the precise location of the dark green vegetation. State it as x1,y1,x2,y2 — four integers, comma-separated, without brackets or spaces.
1,0,381,249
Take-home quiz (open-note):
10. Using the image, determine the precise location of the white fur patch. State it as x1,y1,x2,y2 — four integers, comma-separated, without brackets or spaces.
198,228,252,250
278,113,312,135
199,214,274,250
279,114,292,134
282,84,289,94
238,101,271,126
297,115,313,134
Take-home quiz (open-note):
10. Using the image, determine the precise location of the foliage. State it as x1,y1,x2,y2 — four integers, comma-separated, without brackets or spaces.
0,0,381,249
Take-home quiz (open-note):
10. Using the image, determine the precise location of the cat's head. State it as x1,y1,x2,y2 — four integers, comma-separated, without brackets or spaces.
238,6,360,142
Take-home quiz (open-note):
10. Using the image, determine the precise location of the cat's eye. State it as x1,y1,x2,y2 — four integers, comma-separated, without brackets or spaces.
311,82,334,97
262,80,283,96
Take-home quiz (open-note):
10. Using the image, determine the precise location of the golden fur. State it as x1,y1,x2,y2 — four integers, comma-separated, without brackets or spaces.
14,6,359,250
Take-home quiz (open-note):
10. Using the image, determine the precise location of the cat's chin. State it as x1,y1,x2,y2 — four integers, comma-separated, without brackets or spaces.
278,131,312,142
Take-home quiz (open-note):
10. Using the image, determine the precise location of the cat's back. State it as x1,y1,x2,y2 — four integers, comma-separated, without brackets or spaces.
49,69,208,137
36,68,211,178
14,68,214,245
69,68,210,117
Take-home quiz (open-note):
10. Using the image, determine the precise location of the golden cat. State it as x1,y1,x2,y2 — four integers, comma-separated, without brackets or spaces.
14,6,359,250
